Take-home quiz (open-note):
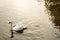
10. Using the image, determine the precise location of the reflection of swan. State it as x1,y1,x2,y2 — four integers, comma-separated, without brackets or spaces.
9,22,27,33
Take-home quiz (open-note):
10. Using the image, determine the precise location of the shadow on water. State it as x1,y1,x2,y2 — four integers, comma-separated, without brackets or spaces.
45,0,60,29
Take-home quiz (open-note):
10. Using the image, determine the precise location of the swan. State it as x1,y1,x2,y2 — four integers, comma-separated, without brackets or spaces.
9,22,27,33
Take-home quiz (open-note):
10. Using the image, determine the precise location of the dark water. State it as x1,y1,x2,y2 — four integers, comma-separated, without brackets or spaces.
45,0,60,28
50,4,60,26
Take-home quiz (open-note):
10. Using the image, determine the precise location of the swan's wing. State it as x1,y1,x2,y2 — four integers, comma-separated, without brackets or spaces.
13,23,23,31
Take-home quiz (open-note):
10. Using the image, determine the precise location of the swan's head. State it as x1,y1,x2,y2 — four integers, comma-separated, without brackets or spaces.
8,22,12,24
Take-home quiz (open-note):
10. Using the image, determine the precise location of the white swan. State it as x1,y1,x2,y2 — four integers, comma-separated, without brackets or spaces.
9,22,27,33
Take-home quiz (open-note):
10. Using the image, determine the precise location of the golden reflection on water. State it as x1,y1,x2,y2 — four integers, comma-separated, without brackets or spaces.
0,0,53,27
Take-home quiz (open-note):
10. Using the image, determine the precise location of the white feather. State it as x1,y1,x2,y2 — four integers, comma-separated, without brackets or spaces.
12,22,26,31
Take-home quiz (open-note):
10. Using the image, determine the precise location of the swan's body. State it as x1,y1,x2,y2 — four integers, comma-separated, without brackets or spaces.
13,23,26,31
9,22,27,33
